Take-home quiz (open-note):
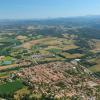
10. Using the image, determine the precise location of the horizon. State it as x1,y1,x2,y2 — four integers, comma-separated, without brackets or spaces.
0,0,100,19
0,15,100,21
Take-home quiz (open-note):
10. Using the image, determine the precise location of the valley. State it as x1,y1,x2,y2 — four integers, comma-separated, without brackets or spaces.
0,17,100,99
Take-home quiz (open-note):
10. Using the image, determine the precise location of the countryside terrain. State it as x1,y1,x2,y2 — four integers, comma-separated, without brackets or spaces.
0,16,100,100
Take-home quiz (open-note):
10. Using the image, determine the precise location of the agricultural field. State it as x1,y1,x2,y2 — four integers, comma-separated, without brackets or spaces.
89,59,100,72
0,80,24,97
0,31,99,76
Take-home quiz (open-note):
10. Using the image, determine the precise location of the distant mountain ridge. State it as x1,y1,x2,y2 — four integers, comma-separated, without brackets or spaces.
0,15,100,24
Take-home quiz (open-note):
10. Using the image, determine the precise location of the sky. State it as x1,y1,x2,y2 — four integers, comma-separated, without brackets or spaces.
0,0,100,19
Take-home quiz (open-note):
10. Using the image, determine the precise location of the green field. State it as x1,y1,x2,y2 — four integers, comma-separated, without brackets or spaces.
0,80,24,96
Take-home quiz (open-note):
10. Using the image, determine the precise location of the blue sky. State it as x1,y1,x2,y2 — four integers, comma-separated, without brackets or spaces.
0,0,100,19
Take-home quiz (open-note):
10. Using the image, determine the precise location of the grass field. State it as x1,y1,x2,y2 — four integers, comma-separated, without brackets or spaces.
88,59,100,72
0,72,9,79
89,65,100,72
0,80,24,95
91,39,100,53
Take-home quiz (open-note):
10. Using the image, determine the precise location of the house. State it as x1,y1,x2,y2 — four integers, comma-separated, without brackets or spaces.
0,56,5,60
74,59,81,62
87,81,98,87
71,59,81,65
